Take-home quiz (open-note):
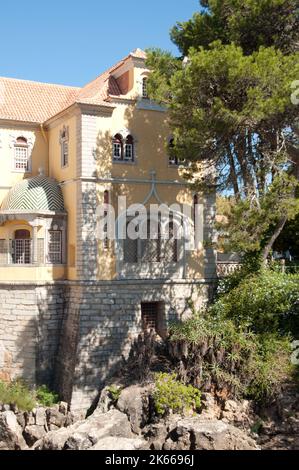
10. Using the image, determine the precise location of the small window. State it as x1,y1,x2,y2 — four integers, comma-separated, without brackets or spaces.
60,127,69,168
168,138,186,167
14,137,30,172
124,135,134,162
168,138,178,166
164,214,178,263
113,134,123,161
141,301,166,338
103,190,109,250
123,219,138,263
48,230,62,264
142,77,148,99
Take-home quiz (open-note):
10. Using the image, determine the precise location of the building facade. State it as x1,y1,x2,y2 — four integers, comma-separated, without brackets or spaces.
0,49,216,412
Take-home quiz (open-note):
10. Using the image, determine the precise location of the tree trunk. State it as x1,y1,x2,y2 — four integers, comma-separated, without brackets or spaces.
261,216,288,263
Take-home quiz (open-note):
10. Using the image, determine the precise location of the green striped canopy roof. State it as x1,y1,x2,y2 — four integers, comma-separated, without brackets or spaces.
1,176,65,212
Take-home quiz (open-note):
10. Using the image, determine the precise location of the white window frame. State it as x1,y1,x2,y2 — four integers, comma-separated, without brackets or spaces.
47,230,62,264
113,141,122,161
14,141,31,173
124,143,134,162
60,126,69,168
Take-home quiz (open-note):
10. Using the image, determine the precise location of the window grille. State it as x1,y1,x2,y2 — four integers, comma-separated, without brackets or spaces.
14,138,29,171
142,78,148,99
48,231,62,264
141,302,158,331
124,135,134,162
163,217,178,263
0,239,8,264
113,134,123,161
12,239,32,264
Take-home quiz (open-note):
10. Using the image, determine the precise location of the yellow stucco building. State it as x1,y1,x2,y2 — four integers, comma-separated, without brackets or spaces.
0,49,216,412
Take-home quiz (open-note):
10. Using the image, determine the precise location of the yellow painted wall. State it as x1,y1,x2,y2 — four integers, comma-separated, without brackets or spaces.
0,58,209,282
0,125,48,203
48,115,78,280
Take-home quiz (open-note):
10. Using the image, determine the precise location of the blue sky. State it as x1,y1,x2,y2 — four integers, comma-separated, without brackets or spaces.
0,0,200,87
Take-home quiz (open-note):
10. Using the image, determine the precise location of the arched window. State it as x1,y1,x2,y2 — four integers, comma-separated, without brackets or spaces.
142,77,148,99
113,134,123,161
14,137,30,172
13,229,31,264
124,135,134,162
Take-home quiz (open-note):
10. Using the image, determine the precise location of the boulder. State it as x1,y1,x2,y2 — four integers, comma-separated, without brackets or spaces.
46,407,67,429
34,407,47,427
200,393,221,420
97,386,114,414
23,425,47,447
165,418,260,450
59,402,69,416
221,399,256,428
117,385,151,434
90,436,145,450
34,409,133,450
0,411,28,450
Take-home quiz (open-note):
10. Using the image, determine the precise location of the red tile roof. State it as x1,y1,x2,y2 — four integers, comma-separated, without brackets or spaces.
0,49,146,124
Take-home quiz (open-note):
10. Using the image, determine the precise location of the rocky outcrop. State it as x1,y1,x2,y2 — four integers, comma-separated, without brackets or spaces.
256,383,299,450
0,411,27,450
116,385,151,434
163,418,259,450
34,409,147,450
3,382,299,451
0,401,74,449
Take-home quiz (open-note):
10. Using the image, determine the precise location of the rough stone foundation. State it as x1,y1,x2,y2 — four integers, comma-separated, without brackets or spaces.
0,279,213,413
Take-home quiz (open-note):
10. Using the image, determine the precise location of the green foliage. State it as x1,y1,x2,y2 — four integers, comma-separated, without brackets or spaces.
251,419,264,435
36,385,59,407
216,253,263,295
246,334,293,400
153,373,201,417
0,380,36,411
146,1,299,258
212,270,299,335
169,314,293,402
0,381,59,410
107,385,122,403
171,0,299,56
222,174,299,255
274,212,299,257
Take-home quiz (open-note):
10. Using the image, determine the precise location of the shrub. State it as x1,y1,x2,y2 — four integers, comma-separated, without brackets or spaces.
212,270,299,336
36,385,59,407
153,372,201,417
0,380,36,411
246,334,293,400
168,315,293,402
107,385,122,403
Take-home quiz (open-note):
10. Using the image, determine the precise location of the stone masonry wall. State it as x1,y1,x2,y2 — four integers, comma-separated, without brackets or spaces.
0,279,214,415
56,279,212,413
0,282,64,386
